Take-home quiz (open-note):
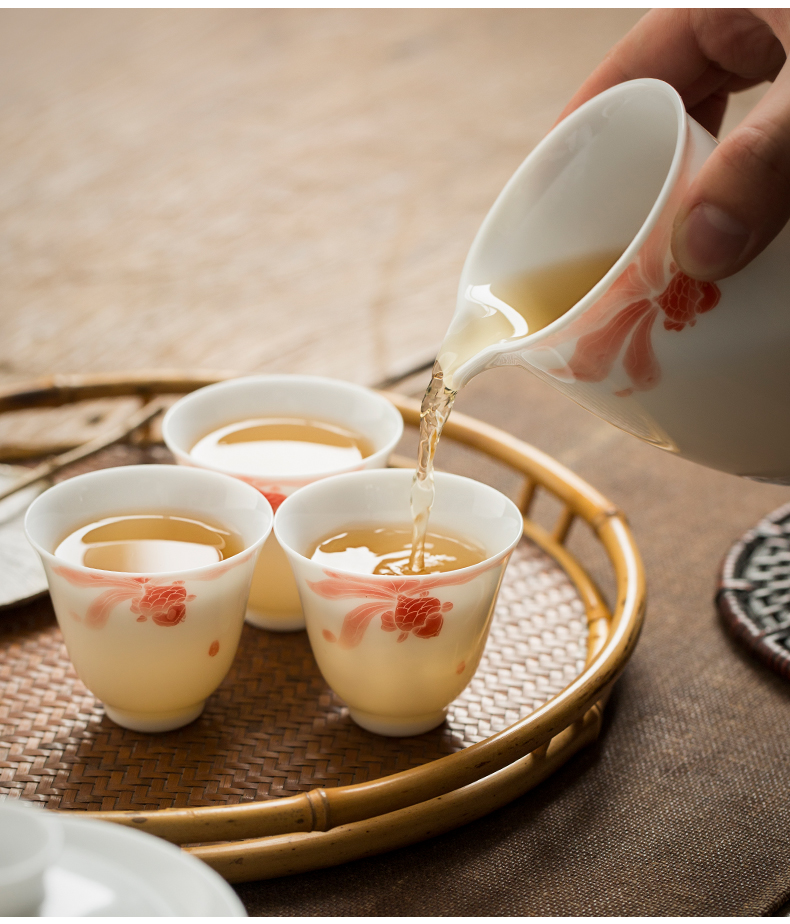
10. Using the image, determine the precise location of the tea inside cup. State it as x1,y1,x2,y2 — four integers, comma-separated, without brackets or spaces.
163,374,404,632
25,464,272,733
275,469,522,736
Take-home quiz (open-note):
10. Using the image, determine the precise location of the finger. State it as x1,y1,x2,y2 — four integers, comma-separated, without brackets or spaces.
687,88,729,136
672,63,790,280
687,73,780,137
558,9,784,124
558,9,713,123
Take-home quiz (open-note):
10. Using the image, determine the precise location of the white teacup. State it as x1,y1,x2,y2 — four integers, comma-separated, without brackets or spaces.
163,375,404,632
0,802,64,916
275,469,523,736
25,465,272,733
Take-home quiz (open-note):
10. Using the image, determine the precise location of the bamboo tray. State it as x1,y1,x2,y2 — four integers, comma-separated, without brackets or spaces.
0,372,645,883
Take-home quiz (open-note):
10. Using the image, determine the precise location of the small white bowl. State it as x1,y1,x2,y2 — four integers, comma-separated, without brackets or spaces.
25,465,272,733
163,375,404,632
275,469,523,736
0,802,64,916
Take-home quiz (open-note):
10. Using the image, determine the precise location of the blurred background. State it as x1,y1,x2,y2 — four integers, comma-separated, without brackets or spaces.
0,9,768,391
0,8,669,390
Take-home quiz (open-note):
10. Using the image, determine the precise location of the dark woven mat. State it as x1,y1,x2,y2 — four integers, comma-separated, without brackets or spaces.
717,502,790,681
233,368,790,916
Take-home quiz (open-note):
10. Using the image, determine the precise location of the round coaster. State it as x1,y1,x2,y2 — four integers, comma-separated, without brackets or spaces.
717,501,790,680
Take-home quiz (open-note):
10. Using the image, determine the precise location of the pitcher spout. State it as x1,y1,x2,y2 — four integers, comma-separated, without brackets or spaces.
437,283,535,391
437,337,533,392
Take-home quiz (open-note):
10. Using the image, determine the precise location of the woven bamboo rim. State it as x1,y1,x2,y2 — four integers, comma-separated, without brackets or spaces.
0,371,645,882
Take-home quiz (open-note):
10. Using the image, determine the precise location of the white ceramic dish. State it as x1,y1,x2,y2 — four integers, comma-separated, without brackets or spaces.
0,468,48,609
38,814,246,916
0,801,63,915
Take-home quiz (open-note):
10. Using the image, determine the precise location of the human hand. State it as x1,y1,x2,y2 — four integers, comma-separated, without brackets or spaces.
559,9,790,282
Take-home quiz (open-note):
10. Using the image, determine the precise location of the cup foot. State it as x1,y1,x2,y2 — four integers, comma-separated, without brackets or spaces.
347,707,447,737
246,606,305,632
104,702,205,733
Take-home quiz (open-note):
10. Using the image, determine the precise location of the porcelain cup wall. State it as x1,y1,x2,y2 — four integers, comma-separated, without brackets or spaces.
444,78,790,483
0,803,64,916
25,465,272,733
163,375,404,631
274,469,523,736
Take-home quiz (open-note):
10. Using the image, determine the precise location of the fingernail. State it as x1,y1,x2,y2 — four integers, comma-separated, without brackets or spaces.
673,203,750,280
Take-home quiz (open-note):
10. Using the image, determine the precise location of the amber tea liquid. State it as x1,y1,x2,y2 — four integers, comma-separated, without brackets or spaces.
55,513,245,573
191,418,373,475
309,526,485,576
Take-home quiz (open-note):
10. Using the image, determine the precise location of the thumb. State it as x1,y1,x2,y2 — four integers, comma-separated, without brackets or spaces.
672,67,790,281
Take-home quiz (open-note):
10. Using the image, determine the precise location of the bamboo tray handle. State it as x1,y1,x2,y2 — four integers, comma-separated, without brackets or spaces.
0,397,170,502
0,371,236,413
189,703,605,883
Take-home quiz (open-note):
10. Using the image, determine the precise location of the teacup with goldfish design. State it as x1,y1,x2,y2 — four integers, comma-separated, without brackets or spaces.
275,469,523,736
25,465,272,733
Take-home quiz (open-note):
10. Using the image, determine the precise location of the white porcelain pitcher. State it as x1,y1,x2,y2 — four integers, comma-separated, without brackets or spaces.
439,78,790,483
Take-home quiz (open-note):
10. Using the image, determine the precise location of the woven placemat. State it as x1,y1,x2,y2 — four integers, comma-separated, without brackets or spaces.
717,501,790,681
0,447,587,813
